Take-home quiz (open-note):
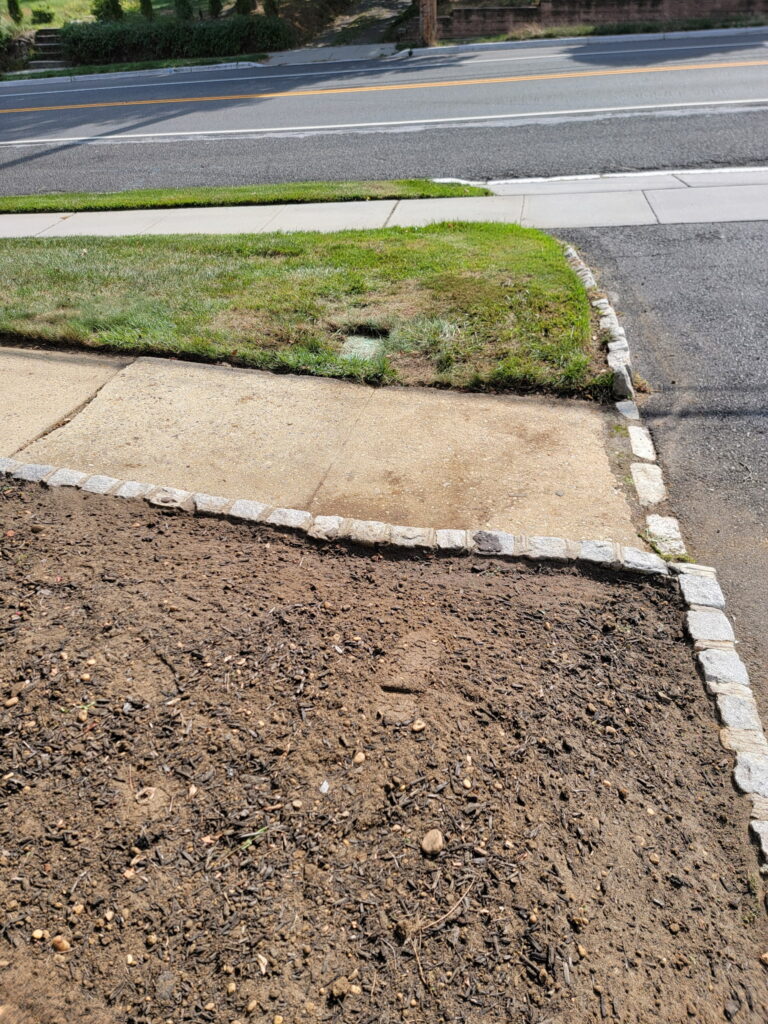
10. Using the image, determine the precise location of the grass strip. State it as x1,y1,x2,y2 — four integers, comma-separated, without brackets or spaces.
0,54,269,81
0,223,607,396
0,180,489,215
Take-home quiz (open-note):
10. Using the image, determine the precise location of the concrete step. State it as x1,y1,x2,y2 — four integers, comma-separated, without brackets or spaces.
34,28,61,38
27,59,69,69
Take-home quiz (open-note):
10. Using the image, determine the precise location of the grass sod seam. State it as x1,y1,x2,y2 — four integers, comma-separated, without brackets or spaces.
0,222,610,397
0,180,490,215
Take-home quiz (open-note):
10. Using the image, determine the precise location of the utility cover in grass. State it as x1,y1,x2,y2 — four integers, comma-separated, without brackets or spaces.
340,334,384,361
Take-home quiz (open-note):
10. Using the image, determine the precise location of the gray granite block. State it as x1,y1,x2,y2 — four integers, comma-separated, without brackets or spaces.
12,463,55,483
390,525,436,549
471,530,516,557
579,540,619,567
631,463,667,506
621,546,668,576
645,515,686,557
628,425,656,462
344,519,391,546
679,574,726,609
229,499,269,522
193,493,231,516
265,507,312,531
615,400,640,420
687,609,735,645
147,487,194,511
733,752,768,797
46,468,88,489
698,649,750,690
527,536,568,561
308,515,344,541
81,474,121,495
717,693,763,732
114,481,155,499
435,529,470,552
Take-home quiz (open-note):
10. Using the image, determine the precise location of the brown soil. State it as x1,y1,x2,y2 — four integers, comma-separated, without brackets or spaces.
1,482,767,1024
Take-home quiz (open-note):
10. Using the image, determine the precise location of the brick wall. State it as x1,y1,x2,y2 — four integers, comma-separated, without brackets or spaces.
435,0,768,38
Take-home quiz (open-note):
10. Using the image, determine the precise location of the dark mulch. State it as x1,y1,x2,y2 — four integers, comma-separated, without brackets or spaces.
1,482,767,1024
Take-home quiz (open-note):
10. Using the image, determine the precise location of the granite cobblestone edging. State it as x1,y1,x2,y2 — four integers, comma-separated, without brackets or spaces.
2,455,768,866
564,244,768,874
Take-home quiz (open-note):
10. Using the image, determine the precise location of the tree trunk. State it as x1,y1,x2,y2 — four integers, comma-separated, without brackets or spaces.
419,0,438,47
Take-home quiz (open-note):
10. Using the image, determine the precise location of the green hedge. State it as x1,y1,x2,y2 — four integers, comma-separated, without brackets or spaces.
60,15,297,65
0,24,31,71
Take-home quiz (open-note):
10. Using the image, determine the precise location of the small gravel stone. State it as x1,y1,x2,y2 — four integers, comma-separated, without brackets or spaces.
51,936,71,952
352,751,366,765
411,719,426,733
421,829,445,857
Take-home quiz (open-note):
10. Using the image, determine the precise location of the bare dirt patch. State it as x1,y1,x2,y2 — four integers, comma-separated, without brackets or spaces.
1,483,767,1024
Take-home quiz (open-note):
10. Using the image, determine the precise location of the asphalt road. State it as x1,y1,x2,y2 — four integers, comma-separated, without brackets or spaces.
1,31,768,191
568,223,768,707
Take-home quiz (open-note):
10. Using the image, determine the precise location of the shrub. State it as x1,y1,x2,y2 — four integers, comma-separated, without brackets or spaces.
174,0,193,18
30,6,55,22
263,0,279,14
140,0,154,18
279,0,355,42
208,0,221,17
92,0,124,20
0,24,32,70
60,15,297,64
7,0,22,25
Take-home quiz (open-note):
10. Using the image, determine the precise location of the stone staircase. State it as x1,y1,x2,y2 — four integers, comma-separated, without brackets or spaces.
29,28,68,70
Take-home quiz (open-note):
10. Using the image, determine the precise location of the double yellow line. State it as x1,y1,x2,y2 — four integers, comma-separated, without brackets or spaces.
1,59,766,115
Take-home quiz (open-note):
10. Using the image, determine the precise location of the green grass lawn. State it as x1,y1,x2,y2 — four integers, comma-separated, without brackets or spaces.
0,224,605,395
0,180,489,214
1,0,178,30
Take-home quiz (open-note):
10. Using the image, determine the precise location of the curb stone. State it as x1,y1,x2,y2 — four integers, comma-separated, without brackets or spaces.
566,247,682,542
567,245,768,874
0,460,669,581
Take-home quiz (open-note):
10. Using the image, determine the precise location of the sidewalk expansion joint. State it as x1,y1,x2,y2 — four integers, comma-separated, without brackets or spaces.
8,355,136,455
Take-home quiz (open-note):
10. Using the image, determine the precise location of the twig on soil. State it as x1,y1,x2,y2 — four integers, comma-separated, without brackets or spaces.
421,880,476,935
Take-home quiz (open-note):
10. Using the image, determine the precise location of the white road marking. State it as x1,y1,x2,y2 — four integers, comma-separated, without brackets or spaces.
1,96,767,146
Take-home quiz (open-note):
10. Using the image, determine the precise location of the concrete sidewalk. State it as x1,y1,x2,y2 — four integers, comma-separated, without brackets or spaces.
3,169,768,237
0,347,639,543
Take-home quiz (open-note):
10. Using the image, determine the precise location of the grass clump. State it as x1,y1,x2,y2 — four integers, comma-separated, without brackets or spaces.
0,223,603,395
0,180,489,214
